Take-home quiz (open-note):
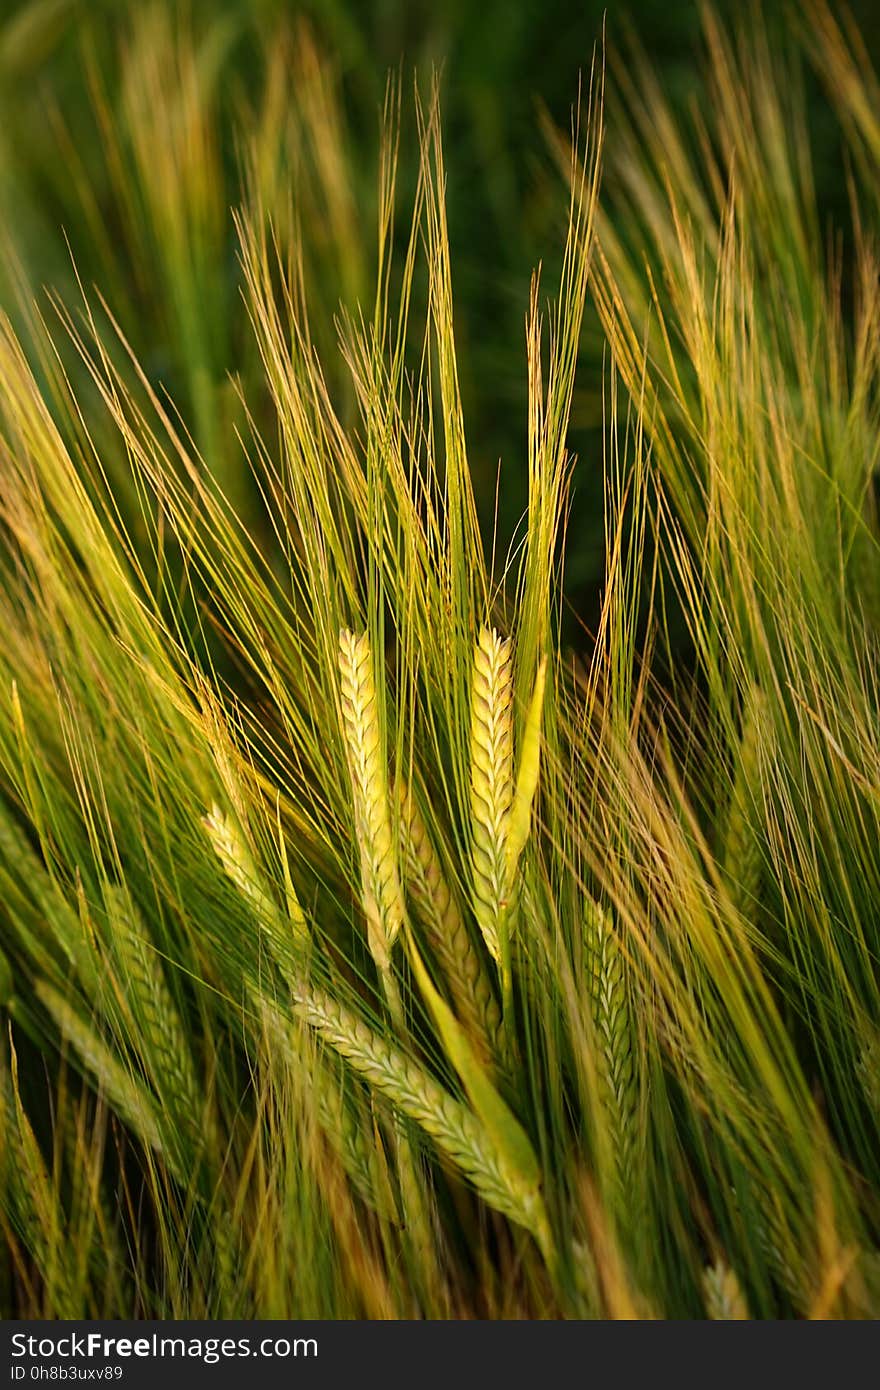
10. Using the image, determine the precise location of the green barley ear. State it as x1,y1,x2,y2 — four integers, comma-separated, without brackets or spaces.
4,1041,77,1317
469,626,513,965
0,803,99,994
703,1259,750,1319
204,802,305,987
584,897,638,1218
336,635,439,1284
338,629,405,974
32,980,167,1165
293,980,551,1258
398,778,501,1065
723,683,767,914
316,1056,398,1223
102,885,205,1157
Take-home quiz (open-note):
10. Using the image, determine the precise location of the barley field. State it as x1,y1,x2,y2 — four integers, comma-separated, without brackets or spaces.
1,0,879,1319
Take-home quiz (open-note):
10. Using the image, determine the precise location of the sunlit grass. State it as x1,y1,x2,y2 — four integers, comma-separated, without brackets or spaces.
1,2,879,1318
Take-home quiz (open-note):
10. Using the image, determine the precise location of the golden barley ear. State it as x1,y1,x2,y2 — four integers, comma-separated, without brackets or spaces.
397,777,501,1066
703,1259,750,1319
469,626,513,965
338,629,405,975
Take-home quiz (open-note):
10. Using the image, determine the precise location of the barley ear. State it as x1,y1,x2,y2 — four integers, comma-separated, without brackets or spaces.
293,981,551,1256
398,778,501,1064
4,1041,77,1317
204,803,304,987
103,885,206,1158
703,1259,750,1319
584,897,638,1218
338,629,405,975
33,980,168,1166
469,626,513,965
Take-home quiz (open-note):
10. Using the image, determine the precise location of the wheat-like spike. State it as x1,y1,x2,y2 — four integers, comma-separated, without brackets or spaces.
315,1057,398,1223
204,803,304,987
393,1113,450,1313
292,980,547,1244
398,779,501,1065
0,805,99,993
858,1028,880,1120
103,886,204,1145
4,1046,78,1317
338,629,405,975
723,684,767,914
584,898,638,1210
254,992,398,1223
758,1190,811,1310
469,627,513,964
34,980,167,1164
703,1259,750,1318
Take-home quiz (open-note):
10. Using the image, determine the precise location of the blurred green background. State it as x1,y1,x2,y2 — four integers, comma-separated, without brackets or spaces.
1,0,877,633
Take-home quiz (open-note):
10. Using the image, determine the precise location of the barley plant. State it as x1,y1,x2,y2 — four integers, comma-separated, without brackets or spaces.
1,0,880,1319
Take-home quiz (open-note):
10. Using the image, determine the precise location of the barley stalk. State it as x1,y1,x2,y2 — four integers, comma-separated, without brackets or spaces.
505,655,547,890
469,627,513,966
849,515,880,628
398,778,501,1065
